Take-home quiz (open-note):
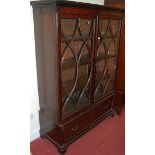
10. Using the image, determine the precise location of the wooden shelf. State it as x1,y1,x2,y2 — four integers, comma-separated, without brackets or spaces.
62,71,110,97
62,74,89,96
61,34,114,43
62,53,116,70
61,35,93,42
97,53,116,61
62,54,91,70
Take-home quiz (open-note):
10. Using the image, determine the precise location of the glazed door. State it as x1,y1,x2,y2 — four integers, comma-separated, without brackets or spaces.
59,14,96,117
94,17,122,101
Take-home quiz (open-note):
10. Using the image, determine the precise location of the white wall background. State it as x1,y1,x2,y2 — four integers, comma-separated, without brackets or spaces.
29,5,41,141
68,0,104,5
30,0,104,142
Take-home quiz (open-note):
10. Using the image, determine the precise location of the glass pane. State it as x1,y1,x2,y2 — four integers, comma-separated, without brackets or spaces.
94,18,121,101
109,20,120,35
61,18,94,116
99,19,110,37
61,19,77,37
80,19,93,36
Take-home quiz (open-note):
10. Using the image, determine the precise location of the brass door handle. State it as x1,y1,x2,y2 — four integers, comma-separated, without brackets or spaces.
72,125,78,131
104,101,111,108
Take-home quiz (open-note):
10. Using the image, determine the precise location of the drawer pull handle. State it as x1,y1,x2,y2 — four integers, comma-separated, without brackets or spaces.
87,21,91,24
72,125,78,131
104,102,111,108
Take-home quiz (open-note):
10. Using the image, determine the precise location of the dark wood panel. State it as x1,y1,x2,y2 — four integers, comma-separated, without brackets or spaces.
105,0,125,9
115,17,125,91
62,108,94,140
92,97,113,119
32,6,59,135
58,6,97,18
114,92,125,115
113,16,125,113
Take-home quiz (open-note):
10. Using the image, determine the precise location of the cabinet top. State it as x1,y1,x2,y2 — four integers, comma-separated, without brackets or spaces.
30,0,124,12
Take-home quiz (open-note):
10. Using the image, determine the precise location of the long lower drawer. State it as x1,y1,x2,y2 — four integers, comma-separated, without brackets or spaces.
62,97,113,141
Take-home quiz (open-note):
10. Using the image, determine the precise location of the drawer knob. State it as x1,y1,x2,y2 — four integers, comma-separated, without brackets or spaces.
87,21,91,24
104,101,111,108
98,37,101,40
72,125,78,131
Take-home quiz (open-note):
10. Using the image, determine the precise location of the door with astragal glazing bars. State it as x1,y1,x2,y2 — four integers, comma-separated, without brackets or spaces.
60,17,95,117
94,18,122,101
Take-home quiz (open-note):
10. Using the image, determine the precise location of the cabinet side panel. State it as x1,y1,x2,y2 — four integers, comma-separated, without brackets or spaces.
115,17,125,91
32,6,58,136
114,16,125,112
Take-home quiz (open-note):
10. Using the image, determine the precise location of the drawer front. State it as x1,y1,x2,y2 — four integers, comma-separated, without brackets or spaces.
92,98,113,120
63,110,94,140
62,97,113,141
